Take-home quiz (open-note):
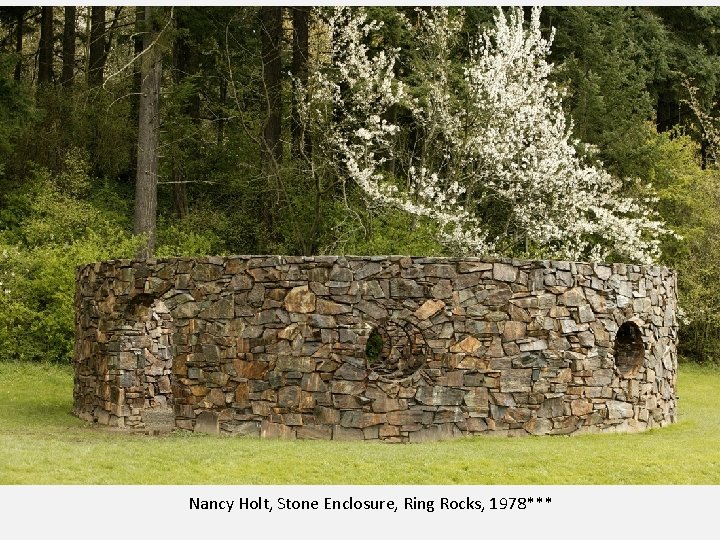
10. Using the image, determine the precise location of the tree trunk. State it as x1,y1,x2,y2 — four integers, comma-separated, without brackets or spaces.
260,6,283,167
14,10,25,81
38,7,54,85
217,79,227,145
88,6,106,86
134,6,162,258
170,15,200,220
61,6,76,87
291,7,310,159
128,6,145,184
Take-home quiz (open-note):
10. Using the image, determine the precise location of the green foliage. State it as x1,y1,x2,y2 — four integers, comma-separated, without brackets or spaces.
365,328,383,365
0,153,140,363
11,88,135,180
155,216,225,258
545,7,667,179
324,198,445,257
643,129,720,361
4,6,720,363
0,54,32,161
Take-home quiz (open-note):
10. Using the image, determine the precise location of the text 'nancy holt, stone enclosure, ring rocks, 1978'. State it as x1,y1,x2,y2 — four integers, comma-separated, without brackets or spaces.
73,255,678,442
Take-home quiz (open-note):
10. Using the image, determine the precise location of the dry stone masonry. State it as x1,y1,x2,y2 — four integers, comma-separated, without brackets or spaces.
73,255,678,441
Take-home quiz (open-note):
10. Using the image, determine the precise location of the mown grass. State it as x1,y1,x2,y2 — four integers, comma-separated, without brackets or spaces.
0,362,718,484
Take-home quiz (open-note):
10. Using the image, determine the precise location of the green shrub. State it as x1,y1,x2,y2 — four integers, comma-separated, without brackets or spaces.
0,154,139,363
650,130,720,361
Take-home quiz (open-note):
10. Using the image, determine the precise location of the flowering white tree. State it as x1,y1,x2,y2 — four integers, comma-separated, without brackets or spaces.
298,6,670,263
295,7,486,253
465,7,668,262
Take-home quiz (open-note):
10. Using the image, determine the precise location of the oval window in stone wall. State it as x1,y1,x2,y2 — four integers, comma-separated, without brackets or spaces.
614,321,644,375
365,320,430,381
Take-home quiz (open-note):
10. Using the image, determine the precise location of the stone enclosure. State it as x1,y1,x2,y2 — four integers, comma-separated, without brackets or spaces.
73,255,678,442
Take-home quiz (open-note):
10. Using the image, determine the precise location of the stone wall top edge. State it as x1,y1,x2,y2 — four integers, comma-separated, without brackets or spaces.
75,254,675,275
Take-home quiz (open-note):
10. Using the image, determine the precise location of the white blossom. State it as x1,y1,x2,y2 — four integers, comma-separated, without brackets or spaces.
297,7,669,263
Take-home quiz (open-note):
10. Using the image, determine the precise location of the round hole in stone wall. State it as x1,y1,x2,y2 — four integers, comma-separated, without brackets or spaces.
365,327,384,366
614,321,644,374
365,320,430,381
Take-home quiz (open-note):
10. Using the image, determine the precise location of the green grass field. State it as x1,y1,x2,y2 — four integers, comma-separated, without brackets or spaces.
0,362,718,484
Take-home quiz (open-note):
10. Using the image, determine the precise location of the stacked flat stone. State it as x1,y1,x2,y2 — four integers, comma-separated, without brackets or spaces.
73,255,678,441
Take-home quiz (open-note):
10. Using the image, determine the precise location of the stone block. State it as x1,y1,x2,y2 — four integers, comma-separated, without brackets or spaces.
570,399,593,416
458,262,492,273
340,411,386,429
309,314,336,328
332,426,364,441
415,299,445,320
379,425,401,438
486,288,513,306
466,320,497,335
434,407,464,423
315,406,341,425
316,299,351,315
332,394,363,409
523,417,551,435
499,370,532,393
449,336,482,353
283,285,316,313
503,321,527,341
117,352,138,370
276,357,315,373
415,386,464,406
330,380,365,395
368,391,403,413
386,409,427,426
225,421,260,437
409,423,459,442
607,400,634,419
301,373,327,392
559,287,585,306
142,407,175,433
334,363,366,381
278,386,301,408
234,359,269,379
297,425,332,440
194,411,219,435
354,262,383,280
261,420,295,439
234,383,250,407
463,387,489,411
389,278,424,298
465,417,488,432
538,397,564,418
493,263,518,282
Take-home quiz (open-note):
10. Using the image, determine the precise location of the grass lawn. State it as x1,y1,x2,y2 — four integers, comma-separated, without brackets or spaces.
0,362,718,484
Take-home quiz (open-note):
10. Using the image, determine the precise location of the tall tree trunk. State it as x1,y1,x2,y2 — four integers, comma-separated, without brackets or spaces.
38,7,54,85
134,6,162,258
128,6,145,184
61,6,76,87
217,79,226,145
260,6,283,167
14,10,25,81
291,7,310,159
170,15,200,220
88,6,106,86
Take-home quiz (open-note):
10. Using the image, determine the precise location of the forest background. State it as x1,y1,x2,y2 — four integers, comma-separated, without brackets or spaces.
0,5,719,367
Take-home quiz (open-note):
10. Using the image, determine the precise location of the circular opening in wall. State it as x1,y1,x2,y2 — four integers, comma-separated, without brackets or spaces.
364,320,430,381
365,327,384,366
614,321,644,374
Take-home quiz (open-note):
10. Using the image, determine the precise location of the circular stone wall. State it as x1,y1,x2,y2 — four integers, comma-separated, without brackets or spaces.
73,255,678,441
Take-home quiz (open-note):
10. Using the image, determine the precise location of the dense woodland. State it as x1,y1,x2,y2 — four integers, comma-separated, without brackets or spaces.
1,6,720,363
